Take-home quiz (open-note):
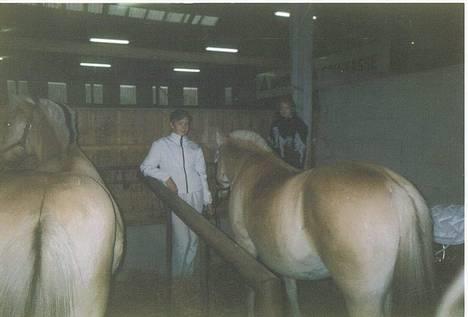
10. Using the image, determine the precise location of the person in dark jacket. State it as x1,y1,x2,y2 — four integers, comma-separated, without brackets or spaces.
269,95,308,169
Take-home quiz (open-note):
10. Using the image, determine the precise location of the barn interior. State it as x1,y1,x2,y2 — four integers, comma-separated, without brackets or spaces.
0,2,464,317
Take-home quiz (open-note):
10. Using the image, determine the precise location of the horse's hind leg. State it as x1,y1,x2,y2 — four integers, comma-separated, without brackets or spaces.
284,277,302,317
343,290,390,317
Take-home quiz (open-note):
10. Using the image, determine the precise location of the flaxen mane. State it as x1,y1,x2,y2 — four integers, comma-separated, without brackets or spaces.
229,130,272,153
38,99,77,146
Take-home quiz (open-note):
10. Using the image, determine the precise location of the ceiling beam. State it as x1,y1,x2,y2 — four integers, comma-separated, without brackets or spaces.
0,36,283,68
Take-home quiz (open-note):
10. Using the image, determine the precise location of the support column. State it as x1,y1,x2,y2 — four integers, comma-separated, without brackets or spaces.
290,5,315,168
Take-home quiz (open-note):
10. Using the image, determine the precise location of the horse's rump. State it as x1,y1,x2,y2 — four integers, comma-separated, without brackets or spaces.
0,172,118,317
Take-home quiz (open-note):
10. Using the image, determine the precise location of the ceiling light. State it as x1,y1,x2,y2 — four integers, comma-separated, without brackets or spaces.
312,16,317,20
275,11,290,18
206,47,238,53
90,38,130,45
0,27,13,33
173,68,200,73
0,57,4,61
80,62,111,68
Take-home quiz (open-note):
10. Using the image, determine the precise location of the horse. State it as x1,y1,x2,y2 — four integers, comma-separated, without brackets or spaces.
436,269,464,317
0,97,124,317
215,130,435,317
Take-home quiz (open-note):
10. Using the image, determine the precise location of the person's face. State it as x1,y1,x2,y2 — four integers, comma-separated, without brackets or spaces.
170,117,190,136
279,102,293,118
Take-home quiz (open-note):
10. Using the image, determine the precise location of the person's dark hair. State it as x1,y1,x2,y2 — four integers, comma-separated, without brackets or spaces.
277,95,296,110
170,109,192,123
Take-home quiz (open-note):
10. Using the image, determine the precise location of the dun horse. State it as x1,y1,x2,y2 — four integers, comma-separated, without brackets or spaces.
0,97,124,317
216,130,434,317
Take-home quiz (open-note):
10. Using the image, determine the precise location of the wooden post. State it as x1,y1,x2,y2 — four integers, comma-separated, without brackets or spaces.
200,207,211,316
164,203,173,317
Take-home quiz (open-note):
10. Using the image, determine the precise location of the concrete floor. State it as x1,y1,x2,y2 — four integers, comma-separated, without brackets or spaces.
106,244,463,317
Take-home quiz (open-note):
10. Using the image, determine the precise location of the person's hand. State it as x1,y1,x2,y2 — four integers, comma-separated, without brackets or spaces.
165,178,178,193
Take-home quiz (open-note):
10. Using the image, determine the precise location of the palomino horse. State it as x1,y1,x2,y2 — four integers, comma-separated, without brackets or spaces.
215,130,434,317
0,97,124,317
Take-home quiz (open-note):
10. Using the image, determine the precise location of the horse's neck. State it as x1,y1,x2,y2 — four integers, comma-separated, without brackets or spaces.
231,147,291,180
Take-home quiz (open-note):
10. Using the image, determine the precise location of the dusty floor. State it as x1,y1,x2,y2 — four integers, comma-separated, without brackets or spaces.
106,243,463,317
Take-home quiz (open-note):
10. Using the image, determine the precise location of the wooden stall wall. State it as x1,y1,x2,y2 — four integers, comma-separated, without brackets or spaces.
76,107,275,225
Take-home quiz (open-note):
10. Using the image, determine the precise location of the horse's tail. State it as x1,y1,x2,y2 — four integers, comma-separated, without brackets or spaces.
385,168,435,316
0,216,80,317
436,268,464,317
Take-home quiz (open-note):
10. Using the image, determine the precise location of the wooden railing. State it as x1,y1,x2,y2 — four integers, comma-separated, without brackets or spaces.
143,177,284,317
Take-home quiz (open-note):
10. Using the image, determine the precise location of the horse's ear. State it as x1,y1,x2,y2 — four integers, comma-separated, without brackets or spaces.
216,131,226,147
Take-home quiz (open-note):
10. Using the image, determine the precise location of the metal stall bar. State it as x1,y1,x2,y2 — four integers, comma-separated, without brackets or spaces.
144,177,284,317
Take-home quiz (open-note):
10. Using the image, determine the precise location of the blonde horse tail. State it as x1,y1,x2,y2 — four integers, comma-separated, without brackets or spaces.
0,216,80,317
386,168,435,316
436,269,464,317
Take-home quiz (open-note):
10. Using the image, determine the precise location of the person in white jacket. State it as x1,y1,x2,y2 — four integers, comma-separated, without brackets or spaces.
140,110,212,277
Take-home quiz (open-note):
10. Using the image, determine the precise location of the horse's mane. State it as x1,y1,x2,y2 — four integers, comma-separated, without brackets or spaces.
228,130,272,153
38,98,77,146
12,96,77,147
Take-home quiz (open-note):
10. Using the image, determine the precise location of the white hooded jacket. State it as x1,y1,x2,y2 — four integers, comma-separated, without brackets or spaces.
140,133,212,205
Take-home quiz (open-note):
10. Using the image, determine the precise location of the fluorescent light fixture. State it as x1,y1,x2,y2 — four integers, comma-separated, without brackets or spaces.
173,68,200,73
90,38,129,45
80,62,111,68
206,46,238,53
275,11,290,18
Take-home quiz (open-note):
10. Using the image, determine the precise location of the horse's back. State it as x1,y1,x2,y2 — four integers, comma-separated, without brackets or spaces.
0,171,118,317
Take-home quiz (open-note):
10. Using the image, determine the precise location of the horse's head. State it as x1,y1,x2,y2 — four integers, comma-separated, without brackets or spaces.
0,97,77,169
215,131,231,190
0,97,35,164
215,130,273,190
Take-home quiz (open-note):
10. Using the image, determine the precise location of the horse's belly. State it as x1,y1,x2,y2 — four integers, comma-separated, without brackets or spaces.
257,233,330,280
268,253,330,280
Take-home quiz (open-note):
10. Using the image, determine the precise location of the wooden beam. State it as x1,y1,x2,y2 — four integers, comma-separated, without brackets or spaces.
0,36,283,67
